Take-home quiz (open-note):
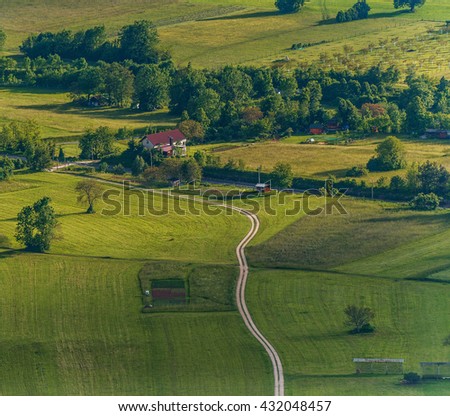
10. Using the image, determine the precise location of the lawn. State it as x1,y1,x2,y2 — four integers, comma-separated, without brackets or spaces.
0,254,272,395
242,194,450,395
246,267,450,395
0,171,275,395
0,172,248,263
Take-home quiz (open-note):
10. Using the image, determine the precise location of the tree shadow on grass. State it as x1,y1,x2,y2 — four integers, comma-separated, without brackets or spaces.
360,211,450,226
0,248,21,259
15,102,178,124
199,10,280,21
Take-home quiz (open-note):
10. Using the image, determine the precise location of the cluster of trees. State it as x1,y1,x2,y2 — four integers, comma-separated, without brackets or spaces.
143,158,202,185
0,157,14,180
275,0,305,14
1,49,448,140
336,0,371,23
20,21,168,64
0,120,55,171
394,0,426,13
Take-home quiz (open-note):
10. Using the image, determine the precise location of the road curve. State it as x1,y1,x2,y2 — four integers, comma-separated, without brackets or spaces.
231,207,284,396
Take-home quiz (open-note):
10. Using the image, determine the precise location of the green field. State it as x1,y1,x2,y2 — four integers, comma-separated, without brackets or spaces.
1,170,450,394
246,198,450,395
1,0,450,397
1,1,449,74
0,172,274,395
201,137,450,182
0,87,177,139
0,0,448,138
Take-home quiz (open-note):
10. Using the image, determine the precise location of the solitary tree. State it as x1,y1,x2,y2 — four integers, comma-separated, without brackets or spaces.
367,136,406,171
394,0,425,12
344,305,375,333
58,147,65,163
15,196,57,252
275,0,305,14
271,162,294,189
75,179,103,214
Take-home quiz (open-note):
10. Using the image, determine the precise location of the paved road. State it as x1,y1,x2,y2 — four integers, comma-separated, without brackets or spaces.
57,174,285,396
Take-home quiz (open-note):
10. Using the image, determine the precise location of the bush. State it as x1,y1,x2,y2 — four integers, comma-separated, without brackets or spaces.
346,165,368,177
13,158,25,169
0,157,14,180
97,162,109,173
390,175,407,191
410,192,440,211
336,1,371,23
349,323,375,334
113,163,126,175
403,372,421,385
275,0,304,14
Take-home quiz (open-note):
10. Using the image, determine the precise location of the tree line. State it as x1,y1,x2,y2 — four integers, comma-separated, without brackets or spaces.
20,20,169,64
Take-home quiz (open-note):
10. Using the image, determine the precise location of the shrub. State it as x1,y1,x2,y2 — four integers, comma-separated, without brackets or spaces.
336,1,371,23
113,163,126,175
13,158,25,169
410,192,440,210
403,372,421,385
97,162,109,173
275,0,304,14
346,165,368,177
0,157,14,180
390,175,407,191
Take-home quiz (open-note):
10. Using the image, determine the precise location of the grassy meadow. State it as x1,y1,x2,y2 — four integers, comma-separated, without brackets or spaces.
202,137,450,182
0,171,275,395
0,254,272,395
246,197,450,395
0,87,177,139
1,0,448,74
1,0,450,397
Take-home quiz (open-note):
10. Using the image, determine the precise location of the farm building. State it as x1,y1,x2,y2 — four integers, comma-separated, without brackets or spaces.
255,181,271,193
424,128,450,139
140,129,187,156
325,119,341,133
309,124,325,135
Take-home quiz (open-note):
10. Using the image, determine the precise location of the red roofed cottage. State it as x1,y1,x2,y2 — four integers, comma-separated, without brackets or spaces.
140,129,187,156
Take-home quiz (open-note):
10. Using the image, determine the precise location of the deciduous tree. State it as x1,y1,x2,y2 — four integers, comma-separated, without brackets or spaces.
275,0,305,14
344,305,375,333
15,196,57,252
394,0,425,12
75,180,104,214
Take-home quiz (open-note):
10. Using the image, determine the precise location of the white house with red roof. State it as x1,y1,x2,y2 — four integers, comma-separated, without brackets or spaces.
140,129,187,156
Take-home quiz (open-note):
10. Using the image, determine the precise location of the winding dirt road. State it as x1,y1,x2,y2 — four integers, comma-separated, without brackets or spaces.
59,174,284,395
232,207,284,396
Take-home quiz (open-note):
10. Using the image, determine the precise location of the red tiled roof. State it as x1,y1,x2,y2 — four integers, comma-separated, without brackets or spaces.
141,129,186,146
